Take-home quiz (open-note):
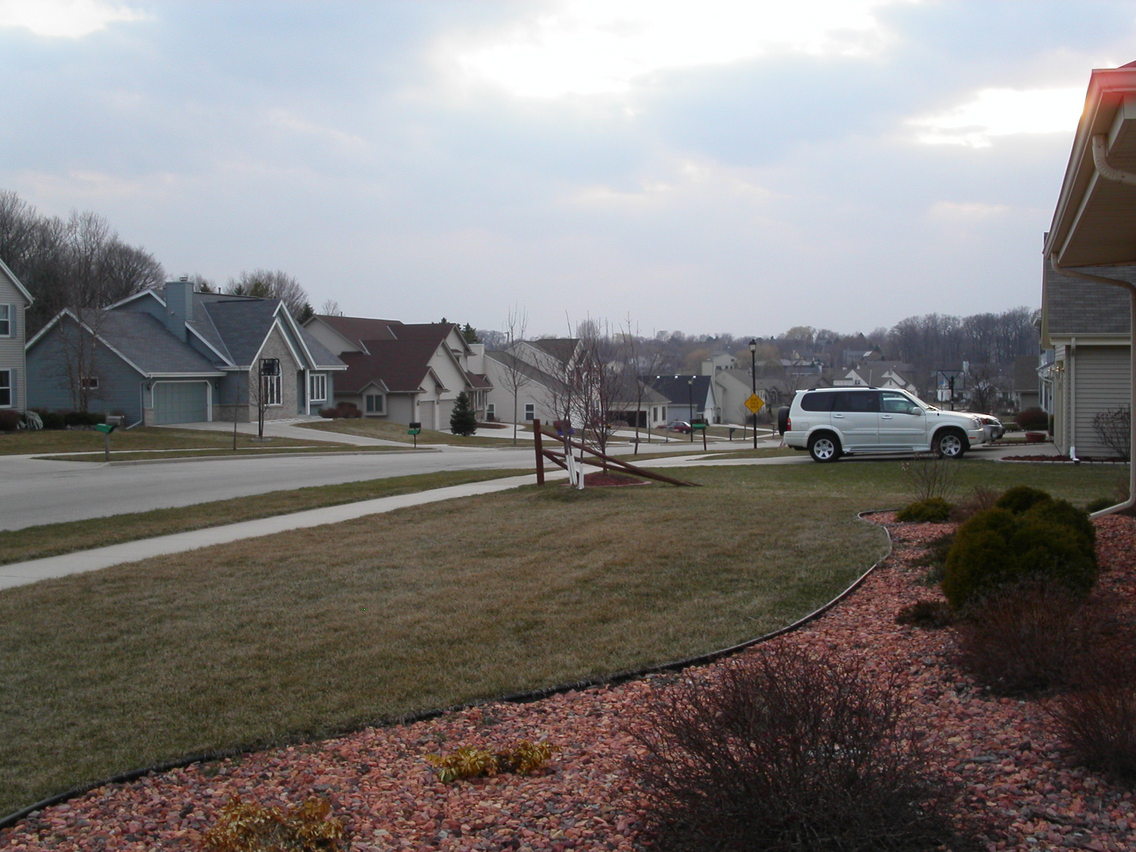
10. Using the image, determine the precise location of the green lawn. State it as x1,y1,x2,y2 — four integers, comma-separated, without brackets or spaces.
0,459,1124,817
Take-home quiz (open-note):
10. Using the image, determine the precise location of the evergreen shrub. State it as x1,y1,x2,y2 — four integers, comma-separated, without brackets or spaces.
896,497,952,523
942,490,1097,611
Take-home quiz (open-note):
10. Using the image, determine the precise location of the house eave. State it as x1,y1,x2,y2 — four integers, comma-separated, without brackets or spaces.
1047,65,1136,268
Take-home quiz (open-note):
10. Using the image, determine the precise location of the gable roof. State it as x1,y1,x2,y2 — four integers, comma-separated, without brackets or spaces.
30,284,344,375
530,338,579,364
318,316,474,395
649,374,713,405
0,256,33,305
314,315,401,353
28,308,224,376
487,350,569,394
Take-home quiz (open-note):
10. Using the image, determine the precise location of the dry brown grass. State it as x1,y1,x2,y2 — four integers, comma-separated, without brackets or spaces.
0,460,1120,817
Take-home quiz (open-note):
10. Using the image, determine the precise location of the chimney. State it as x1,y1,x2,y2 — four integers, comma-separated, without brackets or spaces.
163,279,193,339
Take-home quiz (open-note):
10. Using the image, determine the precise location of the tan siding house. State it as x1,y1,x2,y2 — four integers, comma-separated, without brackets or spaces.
0,257,33,412
1041,259,1132,457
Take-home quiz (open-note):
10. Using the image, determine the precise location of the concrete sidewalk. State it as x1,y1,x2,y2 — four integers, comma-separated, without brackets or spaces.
0,473,553,591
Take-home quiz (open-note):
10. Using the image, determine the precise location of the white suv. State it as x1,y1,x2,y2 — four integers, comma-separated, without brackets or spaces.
783,387,987,462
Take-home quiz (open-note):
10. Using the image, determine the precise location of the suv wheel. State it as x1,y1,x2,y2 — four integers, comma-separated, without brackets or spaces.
934,429,966,459
808,433,841,463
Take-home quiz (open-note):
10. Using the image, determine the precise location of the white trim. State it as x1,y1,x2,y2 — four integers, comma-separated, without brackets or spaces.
0,256,33,305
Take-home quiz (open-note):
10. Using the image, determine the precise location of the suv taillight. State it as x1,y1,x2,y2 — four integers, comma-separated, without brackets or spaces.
785,416,792,431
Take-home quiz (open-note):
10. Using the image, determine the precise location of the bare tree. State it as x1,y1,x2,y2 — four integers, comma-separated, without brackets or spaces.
227,269,313,321
497,305,532,444
320,298,344,316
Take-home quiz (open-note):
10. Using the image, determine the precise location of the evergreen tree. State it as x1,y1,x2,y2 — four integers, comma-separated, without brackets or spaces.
461,322,481,344
450,391,477,436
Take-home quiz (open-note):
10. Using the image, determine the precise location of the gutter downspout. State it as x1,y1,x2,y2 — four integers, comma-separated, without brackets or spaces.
1048,257,1136,517
1044,132,1136,516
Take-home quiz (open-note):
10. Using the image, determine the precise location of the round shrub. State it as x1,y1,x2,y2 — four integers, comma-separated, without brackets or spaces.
942,500,1098,610
0,409,21,432
1017,407,1049,431
995,485,1052,515
1023,497,1096,558
633,647,974,851
896,497,952,523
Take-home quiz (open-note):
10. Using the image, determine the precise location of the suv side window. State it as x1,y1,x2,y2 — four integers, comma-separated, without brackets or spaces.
800,392,833,412
881,391,917,414
833,390,879,413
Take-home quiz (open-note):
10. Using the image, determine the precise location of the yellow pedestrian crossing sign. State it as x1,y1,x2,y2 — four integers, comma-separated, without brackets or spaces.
745,393,765,414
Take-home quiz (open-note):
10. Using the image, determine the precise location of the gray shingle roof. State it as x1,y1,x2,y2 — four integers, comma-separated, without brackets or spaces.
1044,263,1134,337
92,311,222,374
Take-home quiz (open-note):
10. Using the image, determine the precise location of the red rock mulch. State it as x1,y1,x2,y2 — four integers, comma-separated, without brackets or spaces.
2,517,1135,851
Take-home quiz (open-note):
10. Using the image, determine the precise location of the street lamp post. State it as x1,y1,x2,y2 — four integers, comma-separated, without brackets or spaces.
687,377,694,443
749,338,758,449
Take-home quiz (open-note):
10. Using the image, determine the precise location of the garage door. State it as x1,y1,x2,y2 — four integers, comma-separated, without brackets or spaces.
153,382,209,425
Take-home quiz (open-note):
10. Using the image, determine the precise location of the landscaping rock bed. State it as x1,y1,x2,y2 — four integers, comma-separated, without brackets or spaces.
1,517,1134,851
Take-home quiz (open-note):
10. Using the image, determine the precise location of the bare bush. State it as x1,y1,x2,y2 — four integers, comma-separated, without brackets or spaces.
1051,647,1136,783
1092,406,1131,461
632,646,974,851
901,453,958,503
955,581,1094,695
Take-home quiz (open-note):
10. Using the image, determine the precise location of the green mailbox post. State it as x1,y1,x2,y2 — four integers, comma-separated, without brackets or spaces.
408,421,421,447
94,421,117,461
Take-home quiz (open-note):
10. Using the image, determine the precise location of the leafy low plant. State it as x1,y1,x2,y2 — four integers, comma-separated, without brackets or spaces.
633,646,975,851
0,410,21,432
201,796,347,851
994,484,1053,515
426,740,558,783
942,490,1097,611
896,497,952,523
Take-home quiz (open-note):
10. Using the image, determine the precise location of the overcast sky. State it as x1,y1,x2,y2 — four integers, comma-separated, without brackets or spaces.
1,1,1130,339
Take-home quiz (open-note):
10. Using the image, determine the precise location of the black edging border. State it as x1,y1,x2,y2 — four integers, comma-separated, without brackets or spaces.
0,510,895,834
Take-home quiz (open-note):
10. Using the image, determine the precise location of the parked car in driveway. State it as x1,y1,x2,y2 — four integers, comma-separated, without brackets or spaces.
783,387,988,462
666,420,692,433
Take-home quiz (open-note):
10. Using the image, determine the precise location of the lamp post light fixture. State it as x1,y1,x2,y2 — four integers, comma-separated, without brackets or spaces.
749,338,758,449
687,376,694,443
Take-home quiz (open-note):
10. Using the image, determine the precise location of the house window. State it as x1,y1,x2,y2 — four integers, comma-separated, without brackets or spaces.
80,376,100,390
0,304,10,337
264,373,282,406
487,402,495,419
309,373,327,402
0,369,10,407
524,403,535,421
364,392,385,414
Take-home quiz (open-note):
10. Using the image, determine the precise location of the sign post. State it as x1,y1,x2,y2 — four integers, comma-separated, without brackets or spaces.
745,393,765,448
691,417,708,451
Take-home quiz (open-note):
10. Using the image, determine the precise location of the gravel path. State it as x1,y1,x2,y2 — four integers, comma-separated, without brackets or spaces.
1,516,1134,851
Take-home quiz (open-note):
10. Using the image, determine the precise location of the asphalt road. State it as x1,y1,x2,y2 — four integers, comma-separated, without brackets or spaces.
0,445,539,532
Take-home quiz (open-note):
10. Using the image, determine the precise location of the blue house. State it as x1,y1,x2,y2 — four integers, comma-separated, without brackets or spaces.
26,280,344,426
